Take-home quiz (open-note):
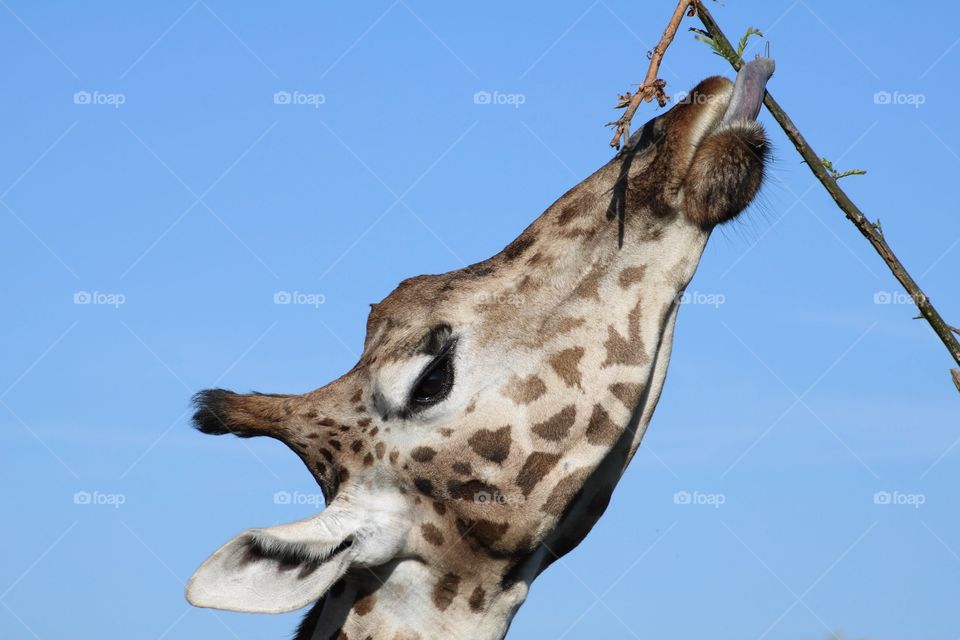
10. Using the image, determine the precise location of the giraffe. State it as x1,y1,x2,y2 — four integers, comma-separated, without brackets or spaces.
186,58,774,639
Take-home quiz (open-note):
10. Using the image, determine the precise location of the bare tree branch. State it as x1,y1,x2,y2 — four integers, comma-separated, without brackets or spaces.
691,0,960,383
606,0,694,149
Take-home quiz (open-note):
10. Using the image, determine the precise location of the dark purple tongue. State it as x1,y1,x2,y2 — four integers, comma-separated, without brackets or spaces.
721,57,775,124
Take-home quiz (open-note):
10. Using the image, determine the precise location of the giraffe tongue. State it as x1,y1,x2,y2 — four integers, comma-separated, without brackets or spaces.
721,56,775,124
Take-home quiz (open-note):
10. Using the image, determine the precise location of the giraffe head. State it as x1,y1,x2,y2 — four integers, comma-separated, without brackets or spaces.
186,60,773,639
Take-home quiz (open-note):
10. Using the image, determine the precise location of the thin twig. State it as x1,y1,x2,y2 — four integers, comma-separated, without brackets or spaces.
606,0,693,149
693,0,960,379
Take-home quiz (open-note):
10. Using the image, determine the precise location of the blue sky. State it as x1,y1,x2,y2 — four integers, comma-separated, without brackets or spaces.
1,1,958,638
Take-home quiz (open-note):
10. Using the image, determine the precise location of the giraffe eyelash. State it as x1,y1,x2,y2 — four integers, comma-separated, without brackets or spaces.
406,339,457,412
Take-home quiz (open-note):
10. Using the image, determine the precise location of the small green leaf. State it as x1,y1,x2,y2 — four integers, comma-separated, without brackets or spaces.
692,26,764,64
736,27,764,58
690,28,725,58
820,156,867,180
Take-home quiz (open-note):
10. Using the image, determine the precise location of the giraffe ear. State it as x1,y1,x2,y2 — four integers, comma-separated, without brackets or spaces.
185,514,356,614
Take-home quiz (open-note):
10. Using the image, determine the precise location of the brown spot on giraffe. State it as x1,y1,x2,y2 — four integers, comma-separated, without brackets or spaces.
352,592,376,616
525,251,556,268
532,405,576,442
501,233,535,262
609,382,644,409
468,585,486,613
447,479,500,502
572,262,604,301
414,478,434,496
421,523,444,546
471,519,509,546
554,190,594,226
545,316,586,338
467,426,512,464
516,451,562,496
456,517,510,547
618,265,647,288
602,298,649,367
432,573,461,611
548,346,585,388
410,447,436,463
502,374,547,405
585,403,619,446
542,469,592,516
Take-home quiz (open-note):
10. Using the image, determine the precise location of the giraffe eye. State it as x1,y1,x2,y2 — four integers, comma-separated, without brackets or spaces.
409,351,454,408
